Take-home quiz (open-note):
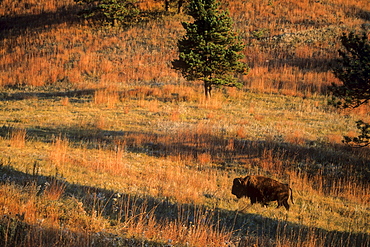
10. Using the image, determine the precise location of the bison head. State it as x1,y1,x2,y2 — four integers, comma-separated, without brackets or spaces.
232,177,248,199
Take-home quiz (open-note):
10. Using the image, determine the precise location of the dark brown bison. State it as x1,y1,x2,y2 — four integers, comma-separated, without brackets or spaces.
232,175,294,210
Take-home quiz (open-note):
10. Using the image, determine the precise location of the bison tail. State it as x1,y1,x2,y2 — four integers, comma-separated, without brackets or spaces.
290,187,294,204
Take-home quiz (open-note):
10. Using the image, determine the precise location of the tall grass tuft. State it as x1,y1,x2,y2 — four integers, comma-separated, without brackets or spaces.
10,128,26,148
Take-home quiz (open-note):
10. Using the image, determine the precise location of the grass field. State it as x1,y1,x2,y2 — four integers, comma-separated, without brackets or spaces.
0,0,369,246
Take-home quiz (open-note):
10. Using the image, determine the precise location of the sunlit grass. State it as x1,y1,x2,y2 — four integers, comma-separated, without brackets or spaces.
1,0,369,94
0,0,369,245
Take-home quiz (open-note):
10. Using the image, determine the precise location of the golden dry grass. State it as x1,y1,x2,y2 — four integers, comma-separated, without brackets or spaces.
0,0,369,246
1,0,368,94
0,91,369,246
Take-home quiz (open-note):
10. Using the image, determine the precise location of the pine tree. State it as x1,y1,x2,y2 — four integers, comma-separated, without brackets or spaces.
330,31,370,147
330,32,370,108
172,0,248,98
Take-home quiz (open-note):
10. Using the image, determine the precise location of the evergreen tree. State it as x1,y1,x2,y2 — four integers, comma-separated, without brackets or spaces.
330,31,370,147
330,32,370,108
172,0,248,98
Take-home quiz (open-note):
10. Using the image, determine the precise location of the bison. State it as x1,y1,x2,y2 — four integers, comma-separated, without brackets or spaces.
232,175,294,210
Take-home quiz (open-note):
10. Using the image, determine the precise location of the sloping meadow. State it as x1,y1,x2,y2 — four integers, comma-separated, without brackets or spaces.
0,0,369,246
0,90,369,246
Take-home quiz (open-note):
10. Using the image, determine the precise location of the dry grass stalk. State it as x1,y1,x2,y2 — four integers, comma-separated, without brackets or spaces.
197,152,212,166
61,97,69,106
285,130,306,145
170,109,181,122
10,128,26,148
94,89,120,108
43,179,67,201
235,126,246,139
49,135,69,169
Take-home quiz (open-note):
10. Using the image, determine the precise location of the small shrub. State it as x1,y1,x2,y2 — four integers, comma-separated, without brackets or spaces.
75,0,140,26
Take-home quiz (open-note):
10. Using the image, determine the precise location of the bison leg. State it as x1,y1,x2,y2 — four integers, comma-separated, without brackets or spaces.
258,198,269,207
283,200,290,210
278,200,290,210
250,196,257,204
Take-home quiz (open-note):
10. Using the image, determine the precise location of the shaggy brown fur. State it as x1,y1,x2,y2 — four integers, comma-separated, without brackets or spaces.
232,175,294,210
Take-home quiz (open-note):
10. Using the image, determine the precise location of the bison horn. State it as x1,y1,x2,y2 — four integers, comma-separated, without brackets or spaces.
242,176,250,186
233,178,242,185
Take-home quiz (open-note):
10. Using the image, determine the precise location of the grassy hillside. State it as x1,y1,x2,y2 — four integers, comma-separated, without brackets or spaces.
0,0,369,246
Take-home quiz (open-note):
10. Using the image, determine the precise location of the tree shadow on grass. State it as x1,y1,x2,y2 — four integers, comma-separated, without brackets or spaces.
38,125,370,178
0,3,182,42
0,88,96,102
344,5,370,22
1,122,369,190
0,164,172,246
267,57,337,73
0,5,82,41
0,164,369,247
0,86,186,103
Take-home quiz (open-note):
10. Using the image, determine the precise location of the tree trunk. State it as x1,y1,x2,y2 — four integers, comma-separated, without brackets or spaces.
164,0,170,12
204,82,212,99
177,0,184,14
